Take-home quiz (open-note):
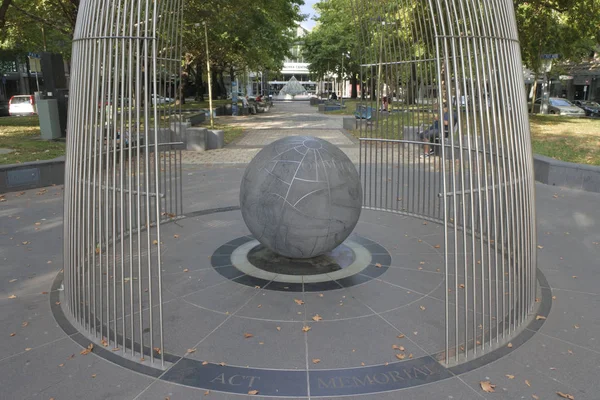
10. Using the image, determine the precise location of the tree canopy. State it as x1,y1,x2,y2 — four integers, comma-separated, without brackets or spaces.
1,0,304,99
514,0,600,74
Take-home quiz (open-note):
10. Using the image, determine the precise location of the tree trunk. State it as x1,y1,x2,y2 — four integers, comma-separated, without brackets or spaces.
219,71,226,98
178,60,191,105
194,60,204,102
530,73,538,114
211,69,220,99
0,0,13,32
351,73,358,99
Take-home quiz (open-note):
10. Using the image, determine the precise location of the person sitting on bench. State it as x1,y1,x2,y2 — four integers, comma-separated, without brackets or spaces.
419,107,457,158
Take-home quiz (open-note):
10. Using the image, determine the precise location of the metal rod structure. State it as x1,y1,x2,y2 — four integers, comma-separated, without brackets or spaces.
64,0,183,367
351,0,536,365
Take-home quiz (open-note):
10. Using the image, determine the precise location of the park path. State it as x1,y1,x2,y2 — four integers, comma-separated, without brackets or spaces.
180,101,360,164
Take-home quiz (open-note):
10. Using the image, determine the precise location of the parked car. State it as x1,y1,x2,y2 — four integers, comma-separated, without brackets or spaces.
152,95,174,105
532,97,585,116
573,100,600,117
8,95,36,116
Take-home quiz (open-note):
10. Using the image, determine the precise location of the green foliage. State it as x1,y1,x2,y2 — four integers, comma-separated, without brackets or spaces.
514,0,600,73
0,0,74,56
182,0,304,74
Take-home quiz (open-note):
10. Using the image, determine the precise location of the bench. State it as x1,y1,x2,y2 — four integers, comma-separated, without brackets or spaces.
355,105,373,120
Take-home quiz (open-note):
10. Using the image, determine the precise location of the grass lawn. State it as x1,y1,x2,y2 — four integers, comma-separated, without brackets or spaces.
179,99,230,110
0,116,65,165
212,121,245,145
529,115,600,166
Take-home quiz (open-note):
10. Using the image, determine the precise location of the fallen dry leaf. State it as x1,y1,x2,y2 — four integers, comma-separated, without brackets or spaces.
10,333,16,337
525,379,531,387
480,381,496,393
219,362,225,366
173,235,179,239
204,390,210,396
25,348,32,351
187,348,197,353
153,347,162,354
375,263,382,268
294,299,304,305
507,343,513,348
392,345,405,351
506,374,515,379
537,245,544,249
557,392,574,399
153,240,158,245
312,314,323,322
302,326,311,333
41,291,48,295
574,324,580,329
202,361,209,365
101,337,108,347
409,354,413,359
419,305,426,311
396,353,406,360
318,294,324,297
312,359,321,364
248,390,259,395
80,343,94,355
59,363,64,367
536,315,547,320
459,284,465,289
22,241,29,245
22,322,28,327
276,327,281,331
112,348,119,352
55,301,61,305
434,244,441,248
244,333,254,339
9,279,17,283
533,395,539,400
91,374,97,378
183,268,189,272
397,334,405,338
8,295,17,299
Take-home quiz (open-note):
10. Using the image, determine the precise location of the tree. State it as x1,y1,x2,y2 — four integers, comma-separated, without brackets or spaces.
514,0,600,110
303,0,362,98
179,0,304,101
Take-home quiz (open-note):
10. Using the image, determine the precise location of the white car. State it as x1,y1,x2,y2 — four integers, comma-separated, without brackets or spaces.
8,95,36,116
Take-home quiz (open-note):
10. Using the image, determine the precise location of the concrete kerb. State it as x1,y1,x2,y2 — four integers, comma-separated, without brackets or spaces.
3,149,600,194
0,157,65,194
533,153,600,193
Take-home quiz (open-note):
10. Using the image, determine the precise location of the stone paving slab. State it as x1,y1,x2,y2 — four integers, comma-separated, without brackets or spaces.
1,100,600,399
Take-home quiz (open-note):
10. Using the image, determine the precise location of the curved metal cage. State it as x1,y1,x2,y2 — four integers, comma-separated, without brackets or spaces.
351,0,537,364
63,0,184,366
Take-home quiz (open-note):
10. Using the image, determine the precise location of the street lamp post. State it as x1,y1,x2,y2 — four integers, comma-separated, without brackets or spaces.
203,21,214,128
341,53,344,107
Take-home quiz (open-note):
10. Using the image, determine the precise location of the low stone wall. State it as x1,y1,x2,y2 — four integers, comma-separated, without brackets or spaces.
533,154,600,193
0,158,65,194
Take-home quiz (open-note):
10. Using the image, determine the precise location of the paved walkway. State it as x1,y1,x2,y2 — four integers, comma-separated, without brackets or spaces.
1,102,599,400
181,101,360,164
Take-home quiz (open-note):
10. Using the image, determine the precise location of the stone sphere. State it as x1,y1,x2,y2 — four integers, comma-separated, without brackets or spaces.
240,136,362,259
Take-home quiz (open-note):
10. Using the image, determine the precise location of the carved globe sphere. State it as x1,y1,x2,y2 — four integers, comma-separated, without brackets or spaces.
240,136,363,259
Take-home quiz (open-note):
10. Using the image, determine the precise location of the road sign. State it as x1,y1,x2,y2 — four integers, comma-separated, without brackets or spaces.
28,52,41,59
541,54,559,60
